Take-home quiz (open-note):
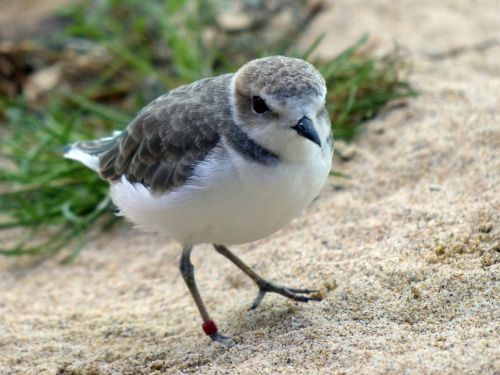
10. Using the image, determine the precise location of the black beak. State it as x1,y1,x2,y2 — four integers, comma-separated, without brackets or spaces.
292,116,321,147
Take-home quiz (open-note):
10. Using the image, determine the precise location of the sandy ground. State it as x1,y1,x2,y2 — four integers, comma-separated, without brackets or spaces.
1,0,499,374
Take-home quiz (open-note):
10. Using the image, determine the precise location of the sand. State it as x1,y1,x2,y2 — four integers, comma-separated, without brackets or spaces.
1,0,499,374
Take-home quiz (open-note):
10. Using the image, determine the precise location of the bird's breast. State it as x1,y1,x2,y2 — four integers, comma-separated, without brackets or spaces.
110,145,332,246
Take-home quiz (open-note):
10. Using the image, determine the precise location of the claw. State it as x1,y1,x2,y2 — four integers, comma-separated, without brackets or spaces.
249,281,323,310
209,332,233,347
249,289,267,310
285,287,318,294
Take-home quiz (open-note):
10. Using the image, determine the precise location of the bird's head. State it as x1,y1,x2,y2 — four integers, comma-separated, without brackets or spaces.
231,56,331,162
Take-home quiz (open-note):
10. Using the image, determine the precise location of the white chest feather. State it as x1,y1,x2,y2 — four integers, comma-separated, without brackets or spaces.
110,144,331,246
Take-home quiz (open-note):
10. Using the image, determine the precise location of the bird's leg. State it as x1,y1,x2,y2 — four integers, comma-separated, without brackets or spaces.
213,244,322,310
179,246,231,345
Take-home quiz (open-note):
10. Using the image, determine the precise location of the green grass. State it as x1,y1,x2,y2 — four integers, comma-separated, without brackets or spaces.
0,0,415,260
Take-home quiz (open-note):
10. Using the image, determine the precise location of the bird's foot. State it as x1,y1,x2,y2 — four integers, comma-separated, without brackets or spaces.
202,320,233,347
209,331,233,347
249,280,323,310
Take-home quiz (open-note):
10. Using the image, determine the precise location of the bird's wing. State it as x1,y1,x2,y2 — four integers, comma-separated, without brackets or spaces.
83,74,232,194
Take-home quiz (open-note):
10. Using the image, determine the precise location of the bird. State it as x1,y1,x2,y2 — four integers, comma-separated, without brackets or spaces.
64,55,334,345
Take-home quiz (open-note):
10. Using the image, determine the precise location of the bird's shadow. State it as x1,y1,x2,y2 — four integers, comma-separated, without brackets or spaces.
221,300,316,345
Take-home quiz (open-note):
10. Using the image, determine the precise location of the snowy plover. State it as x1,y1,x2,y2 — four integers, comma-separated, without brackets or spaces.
65,56,333,344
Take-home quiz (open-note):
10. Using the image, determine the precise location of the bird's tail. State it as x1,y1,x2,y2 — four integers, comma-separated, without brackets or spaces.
63,131,122,173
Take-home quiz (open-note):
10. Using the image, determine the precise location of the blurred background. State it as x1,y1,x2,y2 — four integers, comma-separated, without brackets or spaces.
0,0,412,258
1,1,498,374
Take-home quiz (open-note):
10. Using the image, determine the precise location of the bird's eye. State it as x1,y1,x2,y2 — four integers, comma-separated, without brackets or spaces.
252,96,270,114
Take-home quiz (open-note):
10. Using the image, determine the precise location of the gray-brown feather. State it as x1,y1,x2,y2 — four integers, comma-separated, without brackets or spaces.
236,56,325,99
70,57,320,193
87,74,233,194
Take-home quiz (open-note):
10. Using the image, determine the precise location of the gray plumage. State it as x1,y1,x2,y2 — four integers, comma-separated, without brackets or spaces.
73,74,230,193
67,56,329,194
235,56,325,99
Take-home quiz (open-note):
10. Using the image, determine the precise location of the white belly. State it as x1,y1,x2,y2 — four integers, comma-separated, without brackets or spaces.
110,146,332,246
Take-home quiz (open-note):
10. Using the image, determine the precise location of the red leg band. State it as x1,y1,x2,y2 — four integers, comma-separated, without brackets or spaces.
202,320,218,336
